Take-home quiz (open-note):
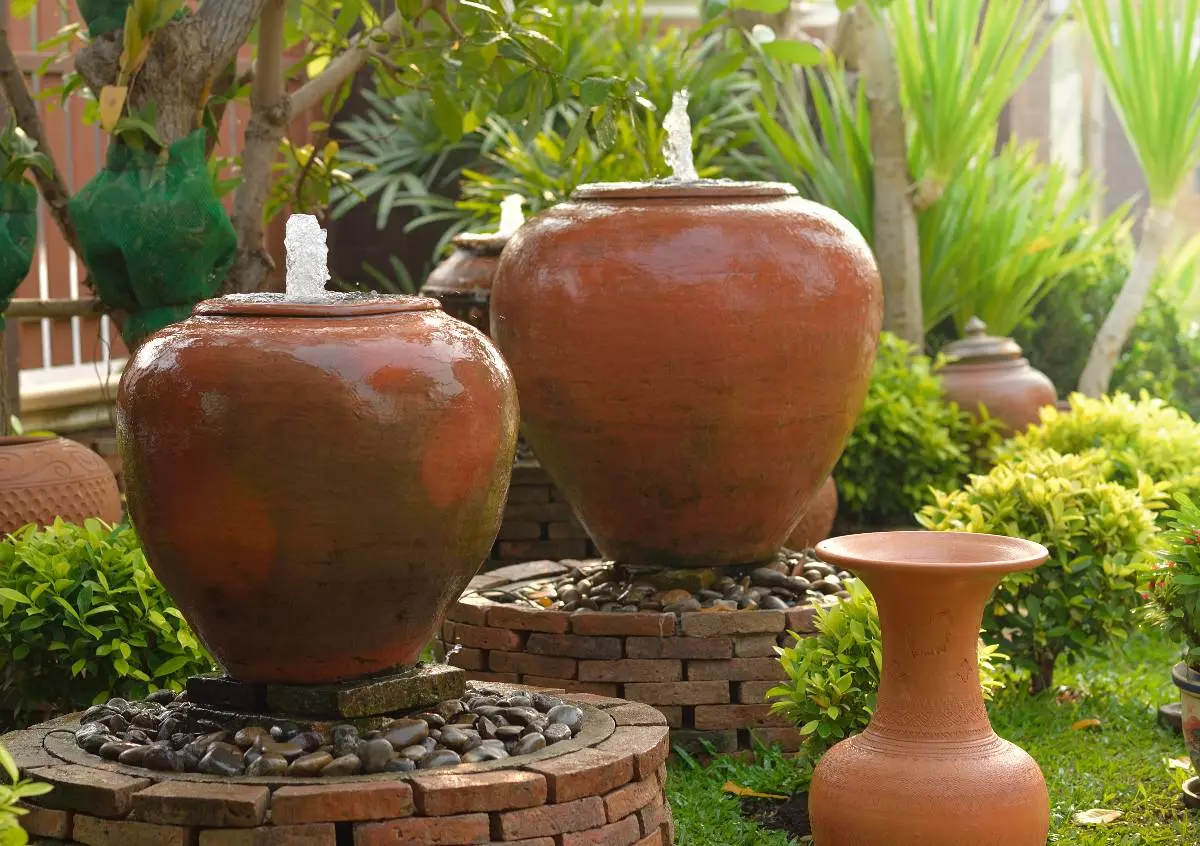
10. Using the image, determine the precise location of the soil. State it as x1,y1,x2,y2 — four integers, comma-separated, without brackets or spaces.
740,791,812,840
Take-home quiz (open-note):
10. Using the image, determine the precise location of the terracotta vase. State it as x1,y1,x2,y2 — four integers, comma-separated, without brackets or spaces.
786,475,837,550
1173,662,1200,772
0,436,122,532
420,232,509,336
809,530,1050,845
937,317,1056,434
491,182,882,569
117,295,518,684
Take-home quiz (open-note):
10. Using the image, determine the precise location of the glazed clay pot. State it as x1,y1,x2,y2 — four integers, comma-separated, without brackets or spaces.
1173,662,1200,773
117,295,518,684
421,232,508,336
937,317,1056,434
809,531,1050,846
491,182,881,569
785,475,837,550
0,436,122,532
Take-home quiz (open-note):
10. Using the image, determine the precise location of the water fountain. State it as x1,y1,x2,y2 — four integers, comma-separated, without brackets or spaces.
446,90,884,754
3,214,672,846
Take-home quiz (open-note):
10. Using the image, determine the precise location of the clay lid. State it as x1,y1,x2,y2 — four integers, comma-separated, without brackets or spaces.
194,293,442,318
452,231,509,255
941,317,1023,364
572,180,797,201
816,531,1048,575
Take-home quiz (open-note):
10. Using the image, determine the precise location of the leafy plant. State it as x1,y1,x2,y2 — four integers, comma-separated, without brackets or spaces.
0,520,213,720
1144,494,1200,671
768,579,1007,764
0,125,51,186
0,745,50,846
918,448,1161,693
835,331,999,527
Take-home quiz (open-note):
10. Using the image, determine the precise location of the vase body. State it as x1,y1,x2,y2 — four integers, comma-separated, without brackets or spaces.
1173,662,1200,772
490,182,882,569
117,295,518,684
786,475,837,550
809,531,1050,845
421,232,508,336
0,436,122,532
937,318,1055,434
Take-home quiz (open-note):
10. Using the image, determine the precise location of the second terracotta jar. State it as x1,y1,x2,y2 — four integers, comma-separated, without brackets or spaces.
420,232,509,335
491,182,882,569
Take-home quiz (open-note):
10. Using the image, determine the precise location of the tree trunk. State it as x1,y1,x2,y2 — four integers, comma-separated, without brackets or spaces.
854,3,922,347
1077,204,1175,397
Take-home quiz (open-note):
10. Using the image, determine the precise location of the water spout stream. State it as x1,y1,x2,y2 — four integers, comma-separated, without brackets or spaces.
662,89,698,182
284,214,331,301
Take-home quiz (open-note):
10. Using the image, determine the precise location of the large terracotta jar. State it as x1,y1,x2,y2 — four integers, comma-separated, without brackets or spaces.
0,436,122,532
491,182,881,569
786,475,837,550
937,317,1056,434
1174,662,1200,773
809,531,1050,845
421,232,509,336
117,295,518,684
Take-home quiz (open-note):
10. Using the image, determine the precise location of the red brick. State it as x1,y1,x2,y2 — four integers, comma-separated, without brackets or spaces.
476,840,556,846
606,703,668,727
353,813,491,845
686,658,787,682
494,795,606,840
498,521,543,540
271,782,412,824
32,765,151,818
526,633,623,660
624,636,731,660
131,781,267,828
448,598,494,626
449,646,488,671
488,650,577,677
506,486,551,503
679,610,785,637
72,814,192,846
638,796,667,838
497,540,588,560
19,804,71,838
603,776,662,823
500,503,575,521
634,829,664,846
693,704,792,729
410,771,546,815
488,605,571,634
578,660,681,683
468,671,520,684
547,521,590,540
595,726,670,780
200,825,336,846
521,677,619,697
526,748,633,803
785,606,818,634
749,727,804,751
737,681,780,704
447,622,527,651
732,634,781,657
622,681,729,705
560,812,642,846
510,462,553,485
570,613,675,637
558,692,627,708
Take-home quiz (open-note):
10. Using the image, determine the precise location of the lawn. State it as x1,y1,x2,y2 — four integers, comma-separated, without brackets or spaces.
667,631,1196,844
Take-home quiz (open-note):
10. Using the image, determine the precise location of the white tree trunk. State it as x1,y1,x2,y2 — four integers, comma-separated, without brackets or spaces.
1078,204,1175,397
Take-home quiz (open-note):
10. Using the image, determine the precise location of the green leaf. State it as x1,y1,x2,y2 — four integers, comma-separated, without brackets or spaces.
10,0,38,19
0,589,29,605
561,111,590,159
761,39,824,66
0,746,18,785
580,76,616,108
731,0,789,12
153,655,192,678
430,90,464,143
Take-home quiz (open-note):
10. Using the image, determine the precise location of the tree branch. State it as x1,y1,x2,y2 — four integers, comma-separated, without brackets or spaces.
198,0,271,77
290,8,405,116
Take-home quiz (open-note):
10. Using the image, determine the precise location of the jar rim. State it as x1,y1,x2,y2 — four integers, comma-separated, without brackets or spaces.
194,294,441,318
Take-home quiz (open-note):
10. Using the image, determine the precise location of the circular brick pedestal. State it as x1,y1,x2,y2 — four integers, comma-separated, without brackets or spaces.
446,564,827,754
5,684,672,846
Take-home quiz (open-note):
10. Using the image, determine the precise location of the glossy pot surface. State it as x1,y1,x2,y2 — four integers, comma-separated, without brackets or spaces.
0,436,122,532
786,475,837,550
491,182,882,569
809,531,1051,845
117,295,518,684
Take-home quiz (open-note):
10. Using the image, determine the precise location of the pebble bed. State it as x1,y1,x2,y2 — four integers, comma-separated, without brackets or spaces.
72,688,584,777
474,551,856,613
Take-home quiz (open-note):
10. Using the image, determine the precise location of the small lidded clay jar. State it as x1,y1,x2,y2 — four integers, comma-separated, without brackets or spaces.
420,232,509,335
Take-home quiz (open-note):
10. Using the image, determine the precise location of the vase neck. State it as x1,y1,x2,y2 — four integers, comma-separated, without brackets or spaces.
862,568,1001,745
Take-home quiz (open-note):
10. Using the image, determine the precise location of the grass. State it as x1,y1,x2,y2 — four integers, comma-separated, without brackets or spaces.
666,631,1196,844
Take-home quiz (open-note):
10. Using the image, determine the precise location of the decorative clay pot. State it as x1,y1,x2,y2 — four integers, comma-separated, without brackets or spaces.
937,317,1056,434
420,232,508,336
0,436,122,532
786,475,837,550
809,531,1051,846
1173,662,1200,773
117,295,518,684
491,182,881,569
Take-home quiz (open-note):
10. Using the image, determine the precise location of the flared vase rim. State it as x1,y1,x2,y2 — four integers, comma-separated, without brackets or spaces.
815,530,1049,576
570,180,798,201
194,294,442,318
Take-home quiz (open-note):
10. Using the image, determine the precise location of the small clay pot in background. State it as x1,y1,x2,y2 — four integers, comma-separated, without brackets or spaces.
937,317,1056,434
786,476,837,549
420,232,509,336
0,436,122,532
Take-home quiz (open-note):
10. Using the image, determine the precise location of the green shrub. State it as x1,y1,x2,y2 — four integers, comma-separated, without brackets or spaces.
0,744,50,845
1144,494,1200,671
917,448,1160,692
835,332,999,527
994,391,1200,502
0,520,213,720
768,580,1007,763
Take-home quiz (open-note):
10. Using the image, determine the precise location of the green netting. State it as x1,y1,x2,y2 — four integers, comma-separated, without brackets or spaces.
69,129,236,347
77,0,132,37
0,181,37,330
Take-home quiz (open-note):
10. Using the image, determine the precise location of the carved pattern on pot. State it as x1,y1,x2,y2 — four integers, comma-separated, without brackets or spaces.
0,436,122,531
